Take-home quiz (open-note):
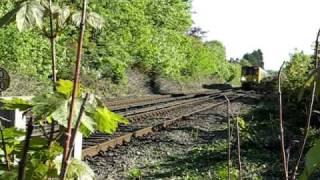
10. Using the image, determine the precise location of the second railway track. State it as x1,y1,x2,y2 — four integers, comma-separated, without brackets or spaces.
82,89,243,158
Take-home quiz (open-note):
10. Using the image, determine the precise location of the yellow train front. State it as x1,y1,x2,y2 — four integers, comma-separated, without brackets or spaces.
241,66,267,89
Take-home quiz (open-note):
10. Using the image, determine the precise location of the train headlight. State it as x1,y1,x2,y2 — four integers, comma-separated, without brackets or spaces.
241,77,246,81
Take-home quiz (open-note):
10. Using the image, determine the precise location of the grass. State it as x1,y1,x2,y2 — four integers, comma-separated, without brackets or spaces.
138,98,287,179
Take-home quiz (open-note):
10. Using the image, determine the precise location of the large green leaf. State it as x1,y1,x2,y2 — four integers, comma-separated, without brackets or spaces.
24,141,63,179
56,79,73,97
2,128,25,139
79,114,96,137
79,124,92,138
71,11,81,27
86,12,104,29
0,1,24,28
0,98,33,111
56,79,82,98
72,11,104,29
16,137,48,157
50,99,68,127
54,158,95,180
28,136,48,150
50,97,96,137
299,142,320,180
88,107,128,134
31,93,66,121
67,159,95,180
299,67,320,101
0,169,18,180
16,1,45,32
58,6,70,26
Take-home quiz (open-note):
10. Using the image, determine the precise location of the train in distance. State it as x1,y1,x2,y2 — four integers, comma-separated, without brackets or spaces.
240,66,268,89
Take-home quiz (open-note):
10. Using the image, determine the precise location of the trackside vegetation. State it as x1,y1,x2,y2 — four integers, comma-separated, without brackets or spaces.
0,0,240,96
0,0,128,179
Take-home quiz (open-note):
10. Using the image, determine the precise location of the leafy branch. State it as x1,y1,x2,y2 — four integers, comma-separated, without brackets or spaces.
278,61,288,179
60,1,88,177
291,29,320,179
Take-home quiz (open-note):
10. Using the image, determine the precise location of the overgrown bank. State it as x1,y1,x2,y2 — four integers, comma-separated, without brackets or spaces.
0,0,240,97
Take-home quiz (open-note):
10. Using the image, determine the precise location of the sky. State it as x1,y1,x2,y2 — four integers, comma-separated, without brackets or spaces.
192,0,320,70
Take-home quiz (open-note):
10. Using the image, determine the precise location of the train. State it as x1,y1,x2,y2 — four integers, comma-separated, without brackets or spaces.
241,66,268,89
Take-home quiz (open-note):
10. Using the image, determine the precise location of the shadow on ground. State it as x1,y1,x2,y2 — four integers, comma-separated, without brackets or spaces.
141,92,285,179
142,133,228,179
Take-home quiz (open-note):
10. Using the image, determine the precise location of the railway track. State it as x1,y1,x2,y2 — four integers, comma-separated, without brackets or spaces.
82,89,242,158
31,91,215,137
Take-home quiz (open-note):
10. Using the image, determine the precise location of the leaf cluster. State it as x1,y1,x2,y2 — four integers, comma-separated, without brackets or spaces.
0,0,104,32
0,79,128,137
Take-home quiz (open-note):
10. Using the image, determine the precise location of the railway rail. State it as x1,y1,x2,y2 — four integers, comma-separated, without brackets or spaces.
82,89,242,158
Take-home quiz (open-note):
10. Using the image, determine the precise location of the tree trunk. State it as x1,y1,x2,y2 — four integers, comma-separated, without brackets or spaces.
236,118,242,180
60,0,88,179
49,0,57,89
278,62,288,179
223,95,231,180
48,0,57,148
66,93,89,162
18,117,34,180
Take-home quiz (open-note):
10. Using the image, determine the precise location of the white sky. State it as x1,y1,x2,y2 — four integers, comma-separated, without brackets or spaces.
192,0,320,70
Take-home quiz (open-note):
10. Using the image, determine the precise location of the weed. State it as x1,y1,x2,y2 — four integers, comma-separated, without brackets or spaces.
128,167,142,180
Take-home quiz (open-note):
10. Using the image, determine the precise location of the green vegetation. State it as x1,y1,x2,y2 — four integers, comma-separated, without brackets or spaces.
157,49,320,179
0,80,128,179
283,51,312,99
0,0,240,96
242,49,264,68
281,51,312,127
243,49,320,179
127,167,142,179
0,1,128,179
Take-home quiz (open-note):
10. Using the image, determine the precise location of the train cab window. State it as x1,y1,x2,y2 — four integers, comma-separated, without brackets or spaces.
242,66,259,75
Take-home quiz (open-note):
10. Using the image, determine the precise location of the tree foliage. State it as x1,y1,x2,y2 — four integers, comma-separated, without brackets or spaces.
1,79,128,137
282,51,312,99
299,141,320,180
0,0,240,90
242,49,264,68
0,80,128,179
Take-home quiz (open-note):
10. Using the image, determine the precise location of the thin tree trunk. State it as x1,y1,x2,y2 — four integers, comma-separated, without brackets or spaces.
0,121,10,171
278,61,288,179
235,117,242,180
49,0,57,89
60,0,88,179
65,93,89,162
291,29,320,180
224,95,231,180
50,36,57,87
291,82,316,179
18,117,34,180
224,95,242,180
48,0,57,147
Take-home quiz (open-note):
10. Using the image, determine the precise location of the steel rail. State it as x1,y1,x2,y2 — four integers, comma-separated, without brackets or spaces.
82,92,240,158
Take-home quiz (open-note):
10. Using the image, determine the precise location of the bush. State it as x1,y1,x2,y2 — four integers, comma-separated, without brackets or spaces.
282,51,312,98
0,0,241,96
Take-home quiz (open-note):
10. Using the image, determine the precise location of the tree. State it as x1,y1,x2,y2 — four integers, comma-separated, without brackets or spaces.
0,1,126,179
187,27,207,39
239,59,252,67
0,0,242,92
283,51,312,94
242,49,264,68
